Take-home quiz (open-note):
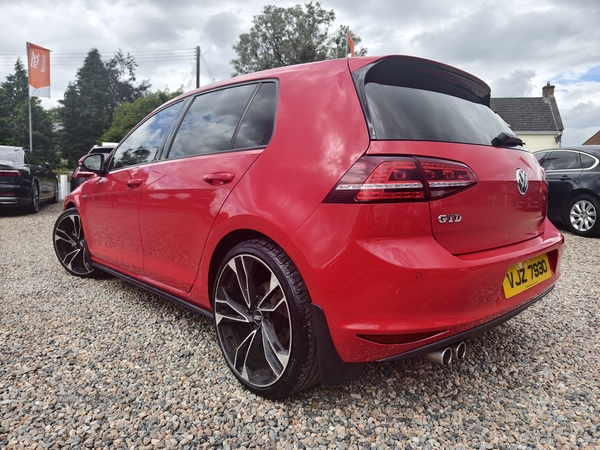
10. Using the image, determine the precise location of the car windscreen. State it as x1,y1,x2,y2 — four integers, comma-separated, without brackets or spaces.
354,57,517,147
365,84,514,146
0,147,23,165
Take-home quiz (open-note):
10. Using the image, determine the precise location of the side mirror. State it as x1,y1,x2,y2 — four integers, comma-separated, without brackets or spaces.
45,162,52,170
80,153,106,174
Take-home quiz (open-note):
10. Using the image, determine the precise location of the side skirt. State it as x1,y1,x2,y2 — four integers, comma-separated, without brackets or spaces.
92,262,214,319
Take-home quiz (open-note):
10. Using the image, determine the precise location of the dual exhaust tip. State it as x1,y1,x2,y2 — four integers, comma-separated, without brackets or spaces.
424,341,467,366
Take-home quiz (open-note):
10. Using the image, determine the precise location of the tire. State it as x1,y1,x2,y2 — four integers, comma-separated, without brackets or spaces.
26,181,40,214
212,239,320,398
565,194,600,237
53,208,104,278
51,180,59,203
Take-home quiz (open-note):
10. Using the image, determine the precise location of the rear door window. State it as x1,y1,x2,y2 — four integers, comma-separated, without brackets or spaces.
232,83,277,149
168,84,256,159
543,151,581,170
25,152,43,166
167,82,277,159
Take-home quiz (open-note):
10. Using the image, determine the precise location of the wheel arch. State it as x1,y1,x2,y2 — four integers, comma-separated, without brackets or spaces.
207,228,273,302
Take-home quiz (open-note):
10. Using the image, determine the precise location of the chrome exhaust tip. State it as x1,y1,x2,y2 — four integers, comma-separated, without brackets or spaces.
450,341,467,361
424,347,452,366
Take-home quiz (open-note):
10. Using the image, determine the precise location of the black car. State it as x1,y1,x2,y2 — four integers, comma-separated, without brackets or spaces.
70,144,117,192
0,146,59,213
534,146,600,237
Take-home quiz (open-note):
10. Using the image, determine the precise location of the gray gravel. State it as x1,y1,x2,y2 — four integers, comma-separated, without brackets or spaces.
1,202,599,450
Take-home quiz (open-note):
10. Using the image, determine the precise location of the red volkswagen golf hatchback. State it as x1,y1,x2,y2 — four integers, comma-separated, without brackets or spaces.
53,55,564,398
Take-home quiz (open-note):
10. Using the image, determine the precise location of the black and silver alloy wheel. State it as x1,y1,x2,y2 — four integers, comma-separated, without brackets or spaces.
566,195,600,237
27,182,40,214
52,182,59,203
53,208,103,277
213,239,319,398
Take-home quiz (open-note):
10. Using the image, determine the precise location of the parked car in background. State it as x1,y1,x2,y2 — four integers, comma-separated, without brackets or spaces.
0,145,58,213
70,143,118,192
534,146,600,237
53,55,564,398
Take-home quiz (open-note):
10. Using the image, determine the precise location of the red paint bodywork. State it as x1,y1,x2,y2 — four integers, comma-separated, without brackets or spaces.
65,56,564,364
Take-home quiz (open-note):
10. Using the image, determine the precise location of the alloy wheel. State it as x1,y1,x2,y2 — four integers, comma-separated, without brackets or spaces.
28,182,40,213
570,199,597,233
214,253,292,388
53,210,97,276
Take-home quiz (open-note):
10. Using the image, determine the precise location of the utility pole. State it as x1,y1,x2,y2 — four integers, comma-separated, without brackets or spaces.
196,46,200,89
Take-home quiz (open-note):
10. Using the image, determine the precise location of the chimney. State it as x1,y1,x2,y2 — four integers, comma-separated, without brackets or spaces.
543,82,555,98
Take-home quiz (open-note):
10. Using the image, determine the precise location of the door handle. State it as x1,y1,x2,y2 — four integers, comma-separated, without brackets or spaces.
126,178,143,188
203,173,235,186
559,176,572,181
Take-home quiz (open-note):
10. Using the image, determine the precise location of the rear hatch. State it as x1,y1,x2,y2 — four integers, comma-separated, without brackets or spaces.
351,56,547,255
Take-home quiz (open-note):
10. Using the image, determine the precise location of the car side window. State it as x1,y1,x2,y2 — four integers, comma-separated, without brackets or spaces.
232,82,277,149
25,152,43,166
543,151,581,170
580,153,596,169
110,102,182,171
167,84,257,159
534,152,548,167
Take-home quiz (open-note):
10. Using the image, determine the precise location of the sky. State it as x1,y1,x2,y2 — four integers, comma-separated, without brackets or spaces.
1,0,599,146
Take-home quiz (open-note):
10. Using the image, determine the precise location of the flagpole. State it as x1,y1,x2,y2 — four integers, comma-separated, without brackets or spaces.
345,27,349,57
28,90,33,152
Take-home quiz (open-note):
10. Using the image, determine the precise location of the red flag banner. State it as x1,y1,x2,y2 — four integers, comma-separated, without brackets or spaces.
27,42,51,98
347,32,355,57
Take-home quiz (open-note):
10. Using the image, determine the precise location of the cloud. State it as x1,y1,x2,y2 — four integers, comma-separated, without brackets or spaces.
490,70,537,97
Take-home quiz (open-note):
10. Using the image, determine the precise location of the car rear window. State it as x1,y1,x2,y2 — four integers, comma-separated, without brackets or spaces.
354,57,516,147
0,147,22,164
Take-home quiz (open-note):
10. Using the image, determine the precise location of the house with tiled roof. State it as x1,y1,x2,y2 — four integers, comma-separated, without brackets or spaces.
583,130,600,145
490,83,564,152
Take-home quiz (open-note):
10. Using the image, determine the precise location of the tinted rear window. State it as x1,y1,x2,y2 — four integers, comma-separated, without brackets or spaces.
356,57,516,147
365,84,513,145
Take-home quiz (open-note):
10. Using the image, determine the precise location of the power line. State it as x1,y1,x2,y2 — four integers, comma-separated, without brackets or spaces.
0,48,197,66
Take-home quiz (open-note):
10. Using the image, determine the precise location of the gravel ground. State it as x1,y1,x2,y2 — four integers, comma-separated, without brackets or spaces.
0,202,598,450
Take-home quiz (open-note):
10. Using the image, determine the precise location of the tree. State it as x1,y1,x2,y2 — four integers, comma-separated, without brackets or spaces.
230,2,367,76
100,89,183,143
0,59,58,166
58,49,117,166
105,50,151,104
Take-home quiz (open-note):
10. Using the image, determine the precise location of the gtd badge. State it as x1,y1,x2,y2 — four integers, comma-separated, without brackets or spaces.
438,214,462,224
516,169,528,196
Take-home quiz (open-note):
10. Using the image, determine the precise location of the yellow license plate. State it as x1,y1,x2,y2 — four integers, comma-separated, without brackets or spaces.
503,254,552,299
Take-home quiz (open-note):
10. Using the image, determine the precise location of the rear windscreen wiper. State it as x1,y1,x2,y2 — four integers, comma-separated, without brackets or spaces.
492,132,524,147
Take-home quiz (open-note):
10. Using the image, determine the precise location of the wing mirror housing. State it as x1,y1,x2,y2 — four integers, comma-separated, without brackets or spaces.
80,153,107,175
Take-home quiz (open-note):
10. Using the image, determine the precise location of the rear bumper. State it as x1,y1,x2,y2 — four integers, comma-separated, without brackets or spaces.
0,185,31,205
289,203,564,363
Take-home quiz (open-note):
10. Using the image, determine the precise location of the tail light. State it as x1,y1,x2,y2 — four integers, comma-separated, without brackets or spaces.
324,156,477,203
0,169,21,177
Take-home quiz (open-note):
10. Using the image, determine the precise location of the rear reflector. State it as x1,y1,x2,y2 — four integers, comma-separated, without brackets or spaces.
359,330,446,344
324,156,477,203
